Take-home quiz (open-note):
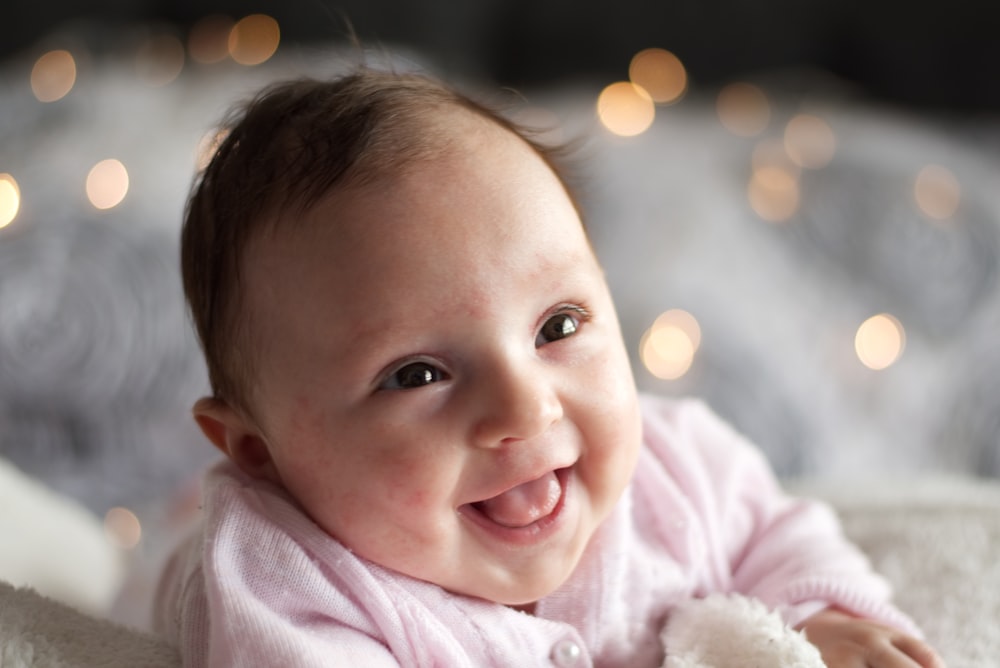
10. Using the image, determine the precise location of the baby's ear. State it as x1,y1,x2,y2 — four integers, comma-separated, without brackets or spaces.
192,397,281,485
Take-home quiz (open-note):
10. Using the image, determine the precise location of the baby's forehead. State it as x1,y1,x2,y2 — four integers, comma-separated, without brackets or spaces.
301,106,553,214
245,126,589,311
269,112,561,236
247,98,573,272
385,104,532,171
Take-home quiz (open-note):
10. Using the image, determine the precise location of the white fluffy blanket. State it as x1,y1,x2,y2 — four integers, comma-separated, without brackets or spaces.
0,582,178,668
1,475,998,667
805,476,1000,667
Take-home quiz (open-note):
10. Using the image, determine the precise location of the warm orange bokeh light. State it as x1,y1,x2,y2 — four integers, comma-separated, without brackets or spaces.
640,309,702,380
717,82,770,137
628,48,687,105
855,313,905,370
86,159,130,210
914,164,961,220
189,15,235,64
597,82,655,137
0,174,21,229
747,166,799,222
195,127,230,171
784,114,836,169
228,14,280,66
104,507,142,549
31,49,77,102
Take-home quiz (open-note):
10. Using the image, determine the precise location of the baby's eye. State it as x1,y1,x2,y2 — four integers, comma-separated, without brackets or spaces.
379,361,447,391
535,311,581,347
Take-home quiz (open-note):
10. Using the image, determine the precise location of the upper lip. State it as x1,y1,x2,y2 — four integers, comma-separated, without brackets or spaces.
463,458,576,507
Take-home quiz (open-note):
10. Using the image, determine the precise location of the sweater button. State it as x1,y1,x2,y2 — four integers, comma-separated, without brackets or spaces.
551,638,582,666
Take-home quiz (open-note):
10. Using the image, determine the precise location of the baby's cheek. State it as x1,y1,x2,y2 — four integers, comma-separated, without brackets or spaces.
386,481,433,511
364,449,442,511
585,365,640,444
581,370,641,494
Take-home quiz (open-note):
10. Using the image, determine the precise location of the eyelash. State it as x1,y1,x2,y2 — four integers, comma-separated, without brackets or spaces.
535,304,591,347
377,357,448,392
375,303,592,392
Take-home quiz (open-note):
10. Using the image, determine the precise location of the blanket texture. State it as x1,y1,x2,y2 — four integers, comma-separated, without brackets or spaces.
809,476,1000,668
0,581,177,668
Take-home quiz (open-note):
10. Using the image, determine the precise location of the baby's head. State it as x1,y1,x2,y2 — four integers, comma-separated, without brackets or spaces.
182,68,642,607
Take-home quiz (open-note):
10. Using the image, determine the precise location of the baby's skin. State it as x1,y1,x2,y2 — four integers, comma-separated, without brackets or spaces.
801,609,944,667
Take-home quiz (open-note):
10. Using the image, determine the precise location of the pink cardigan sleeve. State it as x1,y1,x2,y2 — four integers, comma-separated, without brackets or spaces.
638,395,921,634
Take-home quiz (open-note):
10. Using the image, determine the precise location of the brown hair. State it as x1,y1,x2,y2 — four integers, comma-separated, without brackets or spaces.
181,67,578,416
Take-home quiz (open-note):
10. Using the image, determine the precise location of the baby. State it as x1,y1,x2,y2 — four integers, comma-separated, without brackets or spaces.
155,67,943,667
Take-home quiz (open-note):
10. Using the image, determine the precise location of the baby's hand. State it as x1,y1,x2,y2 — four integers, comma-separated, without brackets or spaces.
800,609,945,668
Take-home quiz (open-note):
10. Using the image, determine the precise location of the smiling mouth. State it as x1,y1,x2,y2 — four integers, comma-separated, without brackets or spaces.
465,468,570,530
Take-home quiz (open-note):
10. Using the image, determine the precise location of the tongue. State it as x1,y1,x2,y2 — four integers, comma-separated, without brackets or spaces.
474,471,562,528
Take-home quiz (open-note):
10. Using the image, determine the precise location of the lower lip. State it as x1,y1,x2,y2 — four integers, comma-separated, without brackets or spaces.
459,468,573,546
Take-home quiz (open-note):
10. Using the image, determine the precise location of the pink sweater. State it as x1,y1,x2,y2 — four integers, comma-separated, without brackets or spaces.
154,395,917,667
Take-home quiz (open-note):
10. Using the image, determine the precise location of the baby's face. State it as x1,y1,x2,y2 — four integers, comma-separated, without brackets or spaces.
240,111,642,606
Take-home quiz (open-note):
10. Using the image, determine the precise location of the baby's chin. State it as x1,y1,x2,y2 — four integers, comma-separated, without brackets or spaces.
442,548,590,610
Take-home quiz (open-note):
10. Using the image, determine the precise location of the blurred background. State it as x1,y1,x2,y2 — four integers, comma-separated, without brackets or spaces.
4,0,1000,111
1,1,999,590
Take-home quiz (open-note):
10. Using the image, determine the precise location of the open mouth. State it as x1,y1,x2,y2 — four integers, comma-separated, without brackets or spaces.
462,467,571,532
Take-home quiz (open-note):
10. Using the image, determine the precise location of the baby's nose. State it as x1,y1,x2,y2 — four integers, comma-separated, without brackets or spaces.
470,360,563,448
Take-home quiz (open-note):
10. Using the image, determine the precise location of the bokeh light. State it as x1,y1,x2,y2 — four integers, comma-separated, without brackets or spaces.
747,165,799,222
31,49,77,102
0,174,20,229
135,34,185,87
640,309,702,380
716,82,770,137
195,127,230,171
784,114,836,169
103,507,142,550
86,159,130,210
188,15,235,64
855,313,905,370
228,14,280,66
597,82,655,137
914,164,961,220
628,48,687,105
